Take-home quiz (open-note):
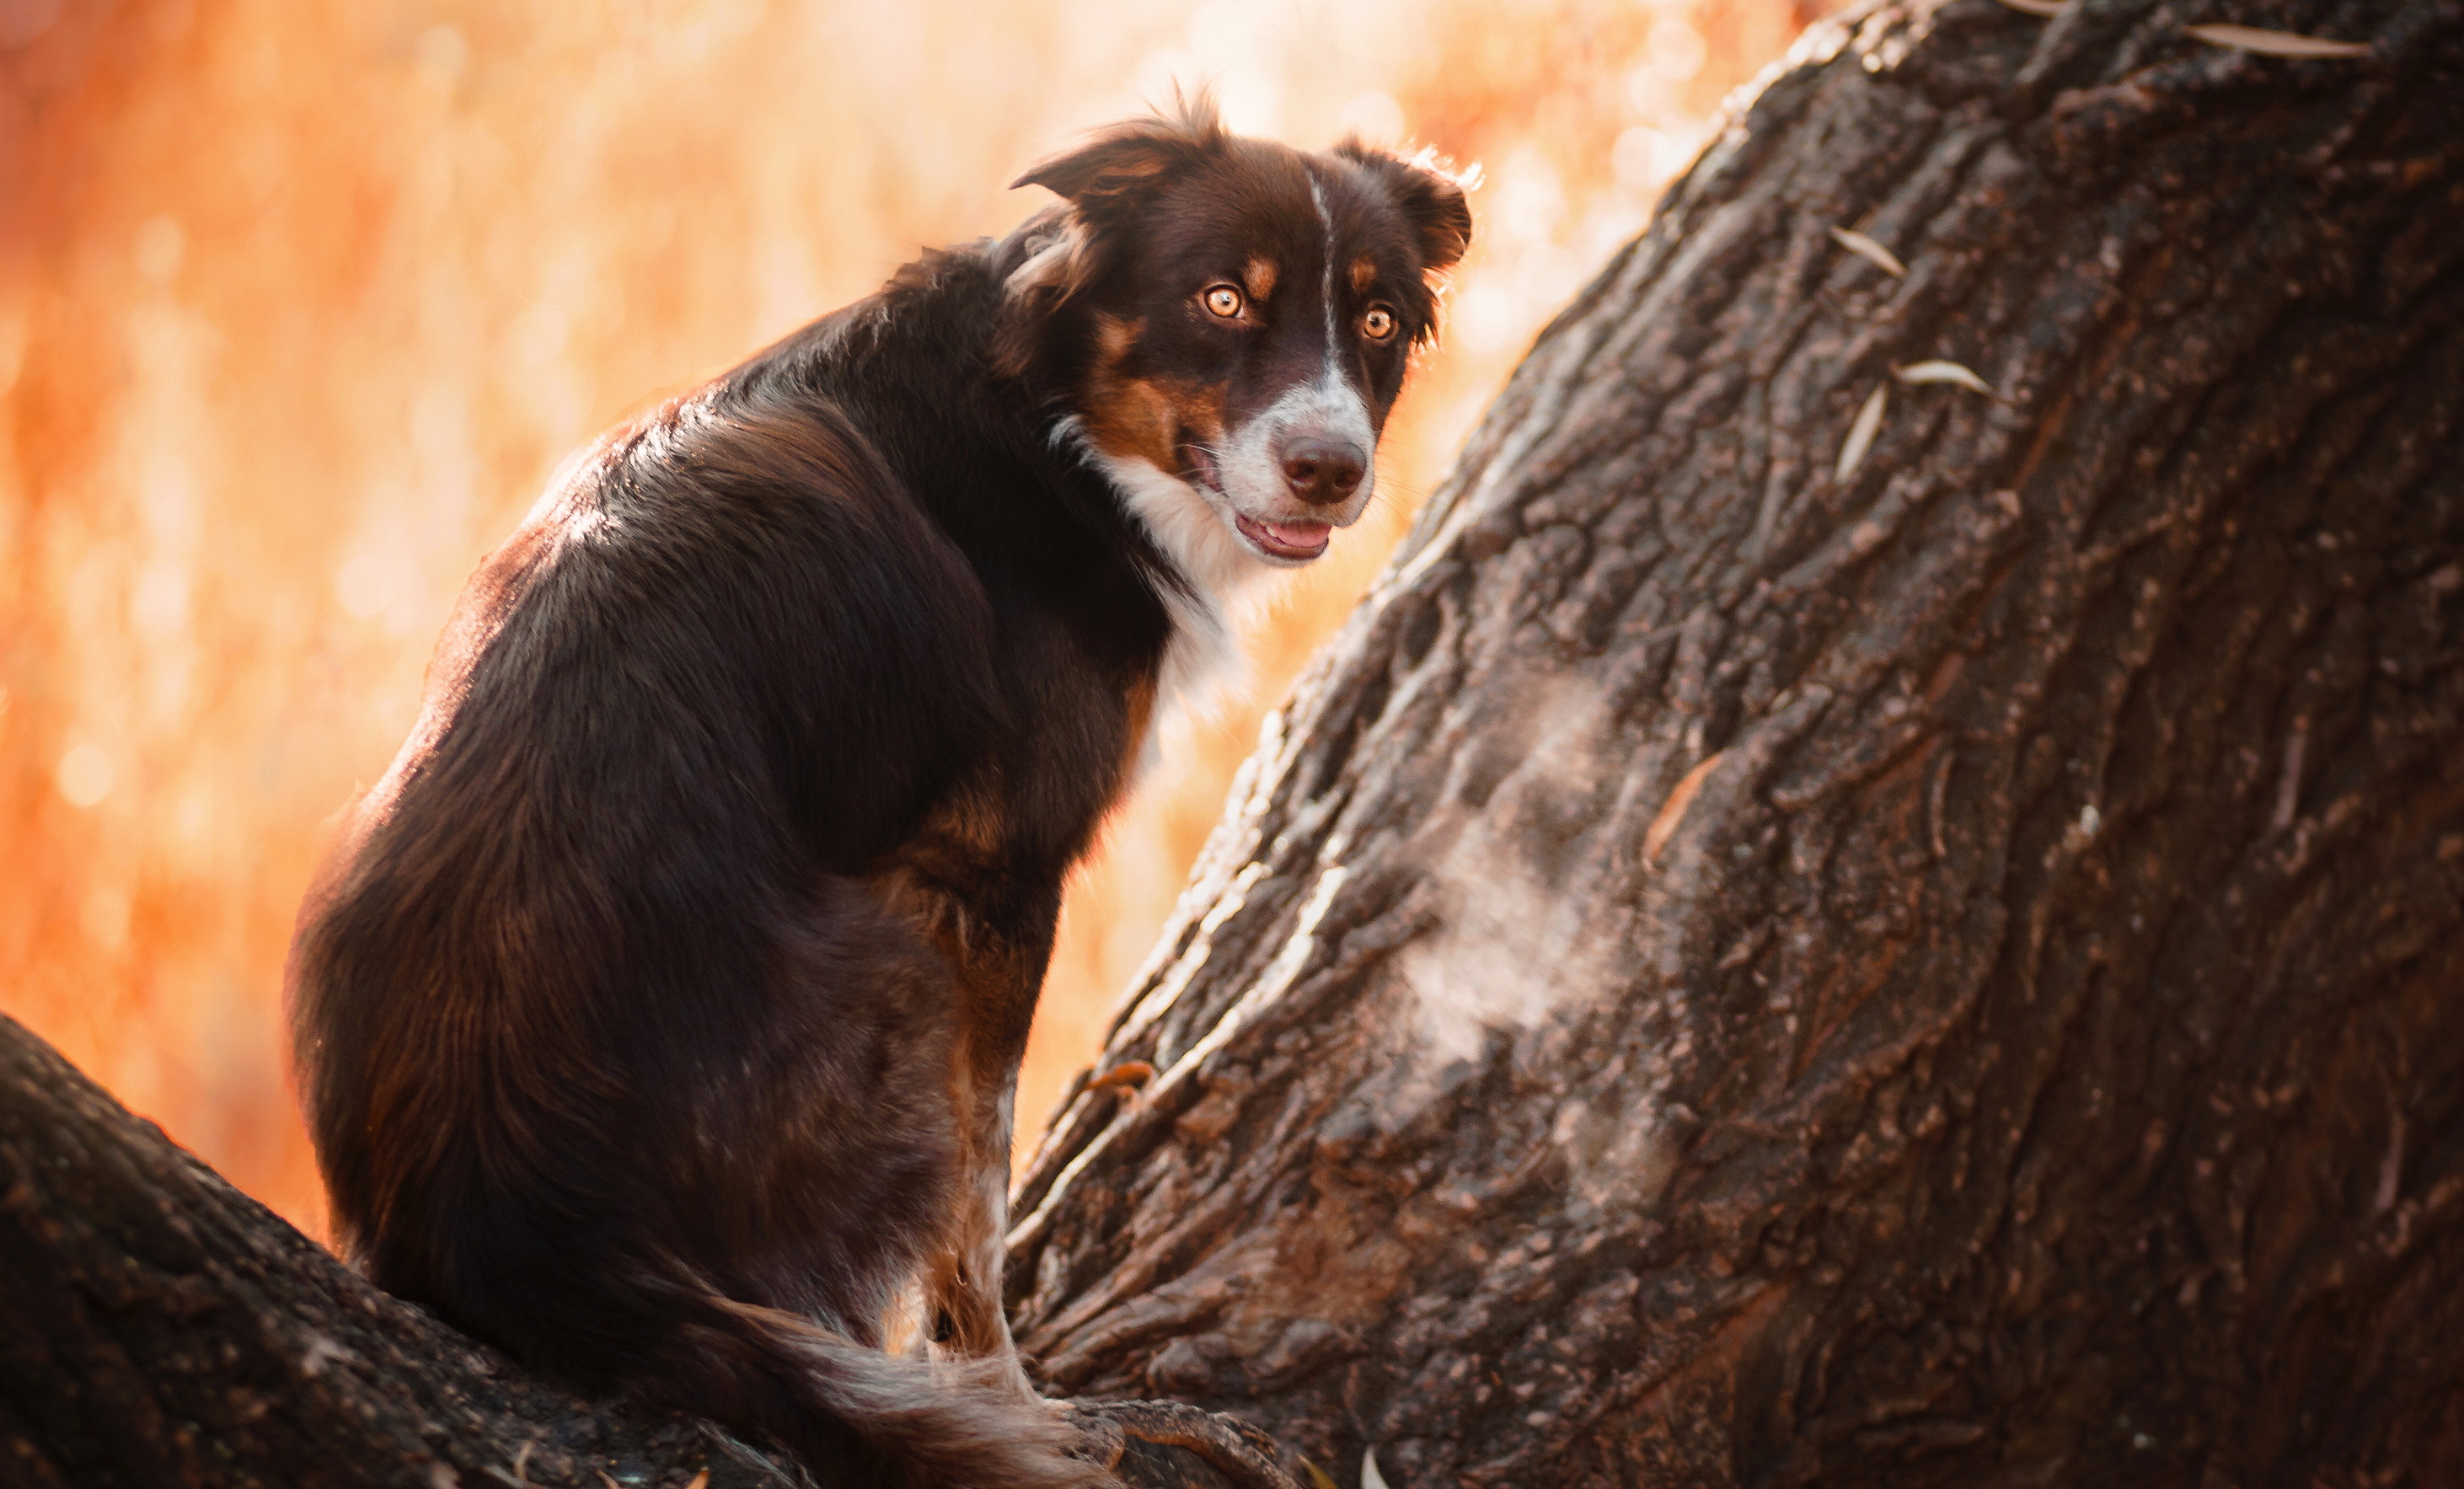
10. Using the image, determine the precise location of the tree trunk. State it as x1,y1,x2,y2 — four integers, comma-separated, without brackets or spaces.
1004,2,2464,1485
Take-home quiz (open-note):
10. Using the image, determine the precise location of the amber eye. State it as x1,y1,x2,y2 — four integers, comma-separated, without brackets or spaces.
1203,285,1245,319
1362,305,1397,341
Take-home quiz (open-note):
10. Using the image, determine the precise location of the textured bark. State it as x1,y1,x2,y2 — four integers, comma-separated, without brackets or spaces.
0,1011,798,1489
0,1015,1284,1488
1006,3,2464,1486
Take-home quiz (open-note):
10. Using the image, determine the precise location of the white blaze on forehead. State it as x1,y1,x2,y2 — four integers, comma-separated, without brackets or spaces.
1311,174,1340,358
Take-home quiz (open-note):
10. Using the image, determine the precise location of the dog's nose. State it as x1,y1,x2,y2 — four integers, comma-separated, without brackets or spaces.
1279,436,1367,506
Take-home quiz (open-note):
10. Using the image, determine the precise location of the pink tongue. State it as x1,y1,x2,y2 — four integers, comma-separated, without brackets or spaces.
1261,519,1330,549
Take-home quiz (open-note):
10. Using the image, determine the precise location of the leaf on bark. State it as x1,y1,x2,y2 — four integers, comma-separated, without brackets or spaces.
1835,383,1888,482
1827,226,1907,278
1893,360,1998,398
1359,1449,1391,1489
2184,23,2373,57
1645,751,1726,864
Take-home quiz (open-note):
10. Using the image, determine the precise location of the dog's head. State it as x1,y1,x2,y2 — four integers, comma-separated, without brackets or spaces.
1005,96,1470,577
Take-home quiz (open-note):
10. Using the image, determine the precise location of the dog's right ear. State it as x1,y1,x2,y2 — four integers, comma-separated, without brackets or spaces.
1335,142,1474,278
1012,93,1226,218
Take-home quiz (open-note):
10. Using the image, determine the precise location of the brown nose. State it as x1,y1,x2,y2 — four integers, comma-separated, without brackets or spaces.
1279,436,1367,506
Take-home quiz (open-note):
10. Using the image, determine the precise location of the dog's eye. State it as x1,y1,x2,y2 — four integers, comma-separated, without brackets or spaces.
1362,306,1397,341
1203,285,1245,319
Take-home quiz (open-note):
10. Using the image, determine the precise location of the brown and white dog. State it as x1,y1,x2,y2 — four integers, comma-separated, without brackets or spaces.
289,95,1466,1488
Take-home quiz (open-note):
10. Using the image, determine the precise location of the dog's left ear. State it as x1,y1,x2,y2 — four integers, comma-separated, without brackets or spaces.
1337,142,1474,276
1014,94,1228,218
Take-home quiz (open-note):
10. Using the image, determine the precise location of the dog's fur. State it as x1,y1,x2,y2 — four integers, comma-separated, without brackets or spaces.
288,97,1466,1486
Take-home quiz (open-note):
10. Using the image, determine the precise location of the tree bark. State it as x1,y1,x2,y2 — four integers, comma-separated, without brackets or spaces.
0,1015,1261,1487
1005,2,2464,1485
0,1010,805,1489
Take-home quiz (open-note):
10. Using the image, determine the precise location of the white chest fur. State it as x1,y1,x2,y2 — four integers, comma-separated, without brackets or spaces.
1054,418,1283,725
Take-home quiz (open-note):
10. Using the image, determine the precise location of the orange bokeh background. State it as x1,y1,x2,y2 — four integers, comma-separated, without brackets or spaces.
0,0,1831,1242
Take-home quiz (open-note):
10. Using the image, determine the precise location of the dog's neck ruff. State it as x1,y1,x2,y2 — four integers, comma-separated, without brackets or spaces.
1048,415,1280,719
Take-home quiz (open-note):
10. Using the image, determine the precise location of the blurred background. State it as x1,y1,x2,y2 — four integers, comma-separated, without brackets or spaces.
0,0,1834,1241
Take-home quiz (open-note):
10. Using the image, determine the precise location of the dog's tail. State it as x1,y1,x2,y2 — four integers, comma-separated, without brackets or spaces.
627,1275,1106,1489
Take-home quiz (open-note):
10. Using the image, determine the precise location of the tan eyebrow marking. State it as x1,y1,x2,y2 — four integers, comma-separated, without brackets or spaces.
1093,312,1140,361
1243,256,1278,301
1351,255,1379,295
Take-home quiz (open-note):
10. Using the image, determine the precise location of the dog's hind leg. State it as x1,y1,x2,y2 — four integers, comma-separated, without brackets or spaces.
922,1067,1038,1400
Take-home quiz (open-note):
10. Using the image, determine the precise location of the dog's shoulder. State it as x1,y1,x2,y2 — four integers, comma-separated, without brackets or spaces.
379,385,1002,890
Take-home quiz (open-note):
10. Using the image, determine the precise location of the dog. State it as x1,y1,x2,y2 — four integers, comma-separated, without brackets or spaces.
288,95,1468,1487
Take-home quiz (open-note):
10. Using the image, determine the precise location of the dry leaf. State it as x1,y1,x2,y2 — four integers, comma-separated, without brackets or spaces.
1827,226,1907,279
1089,1060,1156,1092
2185,23,2370,57
474,1443,542,1489
1836,383,1888,483
1361,1449,1392,1489
1645,752,1726,865
1300,1460,1339,1489
1894,360,1997,397
1997,0,2065,15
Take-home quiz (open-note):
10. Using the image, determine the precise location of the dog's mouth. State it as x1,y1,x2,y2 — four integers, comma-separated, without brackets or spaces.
1232,513,1331,561
1183,443,1334,563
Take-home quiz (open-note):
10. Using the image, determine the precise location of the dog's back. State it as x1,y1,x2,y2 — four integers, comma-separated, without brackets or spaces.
292,98,1466,1487
292,370,1077,1479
